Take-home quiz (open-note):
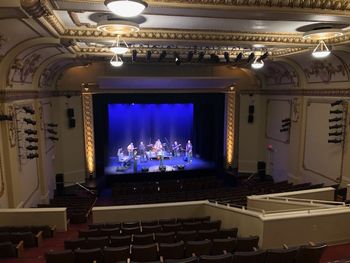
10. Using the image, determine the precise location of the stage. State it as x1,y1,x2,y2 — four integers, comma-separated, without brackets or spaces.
105,156,216,176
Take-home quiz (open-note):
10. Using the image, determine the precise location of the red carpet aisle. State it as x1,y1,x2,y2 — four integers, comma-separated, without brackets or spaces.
1,224,87,263
1,222,350,263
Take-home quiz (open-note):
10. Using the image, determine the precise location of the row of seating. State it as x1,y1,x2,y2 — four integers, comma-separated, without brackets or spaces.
65,236,257,252
46,243,327,263
0,231,42,248
0,225,55,238
0,241,23,259
88,216,212,230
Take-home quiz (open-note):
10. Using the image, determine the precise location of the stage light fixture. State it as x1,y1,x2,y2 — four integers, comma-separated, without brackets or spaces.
198,51,205,62
24,129,37,135
174,52,182,66
158,50,167,62
0,114,13,121
328,139,342,144
224,52,230,63
329,117,342,122
110,53,123,67
23,118,36,125
329,124,342,129
247,52,255,63
210,53,220,63
104,0,148,18
23,106,35,115
131,50,137,62
47,123,58,127
110,35,129,55
312,40,331,58
329,131,343,136
146,50,152,63
330,109,343,114
331,100,343,107
26,137,38,143
187,51,194,62
251,57,264,69
259,51,269,61
235,52,243,63
26,145,38,151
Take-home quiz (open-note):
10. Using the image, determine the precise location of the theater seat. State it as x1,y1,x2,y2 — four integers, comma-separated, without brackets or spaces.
133,233,155,245
103,246,130,263
265,247,298,263
75,248,103,263
45,250,75,263
212,238,235,255
165,256,198,263
295,243,327,263
177,231,197,242
199,253,233,263
235,236,259,252
0,242,17,258
131,243,159,262
64,238,86,250
159,241,185,260
185,240,212,257
110,235,132,247
233,250,267,263
155,232,176,244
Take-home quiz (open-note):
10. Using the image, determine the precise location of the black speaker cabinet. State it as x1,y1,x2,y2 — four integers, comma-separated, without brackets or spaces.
249,105,255,114
56,173,64,193
248,115,254,123
257,161,266,181
67,108,74,118
69,118,76,128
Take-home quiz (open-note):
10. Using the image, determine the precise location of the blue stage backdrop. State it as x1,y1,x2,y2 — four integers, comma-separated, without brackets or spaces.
108,103,194,156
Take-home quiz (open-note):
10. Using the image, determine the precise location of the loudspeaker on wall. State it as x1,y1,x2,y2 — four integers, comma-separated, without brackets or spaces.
69,118,76,128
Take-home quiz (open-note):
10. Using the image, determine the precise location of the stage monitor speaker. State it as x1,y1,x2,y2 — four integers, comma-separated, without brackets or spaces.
249,105,255,114
177,165,185,170
68,118,76,128
55,173,64,193
67,108,74,118
141,167,149,172
248,115,254,123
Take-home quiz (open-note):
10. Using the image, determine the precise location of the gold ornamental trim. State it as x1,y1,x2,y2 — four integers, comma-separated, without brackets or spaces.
82,92,95,177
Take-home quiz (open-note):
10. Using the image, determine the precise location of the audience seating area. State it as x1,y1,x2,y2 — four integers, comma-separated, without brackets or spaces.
37,186,96,224
0,224,55,258
106,177,323,206
45,217,327,263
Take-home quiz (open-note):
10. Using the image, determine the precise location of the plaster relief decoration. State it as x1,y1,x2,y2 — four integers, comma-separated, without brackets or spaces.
292,97,300,122
7,105,17,148
292,53,348,84
39,61,71,89
263,61,299,87
8,46,64,86
0,19,40,57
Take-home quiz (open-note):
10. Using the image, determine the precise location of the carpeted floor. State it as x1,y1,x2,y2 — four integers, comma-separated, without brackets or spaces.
2,222,350,263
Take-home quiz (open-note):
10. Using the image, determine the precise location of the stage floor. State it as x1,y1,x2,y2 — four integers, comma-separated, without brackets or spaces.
105,156,216,175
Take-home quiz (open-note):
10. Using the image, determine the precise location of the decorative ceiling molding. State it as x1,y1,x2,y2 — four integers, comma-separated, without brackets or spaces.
53,0,350,13
241,88,350,97
0,89,81,102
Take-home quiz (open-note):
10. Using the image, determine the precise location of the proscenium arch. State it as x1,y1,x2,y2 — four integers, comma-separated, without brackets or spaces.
0,37,60,88
32,53,76,89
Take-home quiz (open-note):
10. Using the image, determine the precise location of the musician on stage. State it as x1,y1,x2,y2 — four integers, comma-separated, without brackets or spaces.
172,141,181,157
185,140,193,163
127,142,134,158
139,141,147,161
154,139,163,151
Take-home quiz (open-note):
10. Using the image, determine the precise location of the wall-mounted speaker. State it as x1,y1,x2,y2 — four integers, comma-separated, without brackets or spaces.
249,105,255,114
69,118,76,128
248,115,254,123
67,108,74,118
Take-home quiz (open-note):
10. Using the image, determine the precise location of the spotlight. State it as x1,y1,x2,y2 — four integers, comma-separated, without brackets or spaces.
49,136,59,141
259,51,269,61
27,153,39,159
280,128,289,132
331,100,343,107
282,122,291,127
47,123,58,127
330,109,343,114
328,139,342,143
131,50,137,62
146,50,152,63
329,117,342,122
210,53,220,63
26,145,38,151
329,131,343,136
0,115,12,121
224,52,230,63
329,124,342,129
23,106,35,115
174,52,182,66
26,137,38,143
47,129,58,135
247,52,255,63
282,118,291,122
187,51,194,62
158,50,167,62
24,129,37,135
235,52,243,63
23,118,36,125
198,51,205,62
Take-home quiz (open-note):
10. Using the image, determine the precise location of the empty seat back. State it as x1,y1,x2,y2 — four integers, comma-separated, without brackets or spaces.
131,243,159,262
295,244,327,263
235,236,259,252
110,235,131,247
159,241,185,260
103,246,130,263
0,242,17,258
155,232,176,244
45,250,75,263
185,240,212,257
133,233,155,245
199,253,233,263
75,248,103,263
212,238,236,255
265,247,298,263
233,250,267,263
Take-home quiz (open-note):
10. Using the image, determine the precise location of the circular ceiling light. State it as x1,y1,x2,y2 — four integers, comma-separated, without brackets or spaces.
251,57,264,69
303,28,343,40
312,40,331,58
110,53,123,67
110,35,129,54
97,20,140,35
105,0,148,18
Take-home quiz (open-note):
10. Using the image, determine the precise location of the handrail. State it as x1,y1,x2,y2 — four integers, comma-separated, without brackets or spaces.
256,196,346,206
76,182,95,196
